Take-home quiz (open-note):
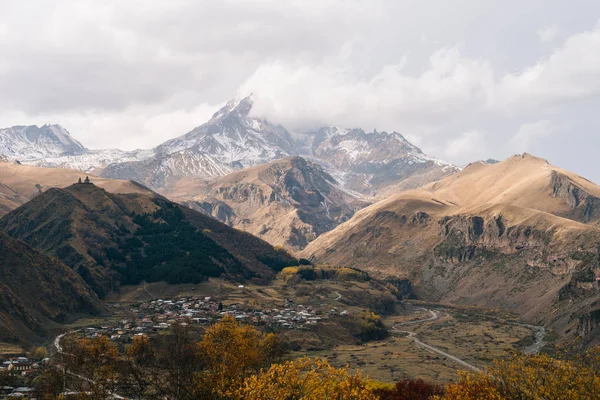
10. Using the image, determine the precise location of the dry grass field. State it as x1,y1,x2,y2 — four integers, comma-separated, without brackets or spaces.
95,277,541,384
0,342,24,357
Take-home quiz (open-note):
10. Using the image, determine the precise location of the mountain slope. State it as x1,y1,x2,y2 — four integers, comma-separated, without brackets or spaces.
101,150,234,190
157,97,296,164
302,154,600,345
0,231,103,343
0,124,85,160
0,159,153,217
176,156,369,251
0,182,297,298
100,97,295,189
98,97,459,195
307,127,460,196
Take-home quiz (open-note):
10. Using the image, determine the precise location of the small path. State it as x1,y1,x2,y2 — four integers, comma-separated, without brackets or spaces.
54,331,75,354
397,309,439,326
143,281,156,300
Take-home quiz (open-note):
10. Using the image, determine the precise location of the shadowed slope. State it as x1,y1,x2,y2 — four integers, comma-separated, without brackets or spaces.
0,183,297,298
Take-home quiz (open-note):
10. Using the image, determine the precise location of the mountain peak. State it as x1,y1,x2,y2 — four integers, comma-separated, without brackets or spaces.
508,152,550,165
0,124,85,160
209,95,254,122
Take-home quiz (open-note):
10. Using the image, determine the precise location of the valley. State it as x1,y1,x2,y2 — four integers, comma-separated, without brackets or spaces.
1,148,597,397
4,4,600,397
41,275,543,386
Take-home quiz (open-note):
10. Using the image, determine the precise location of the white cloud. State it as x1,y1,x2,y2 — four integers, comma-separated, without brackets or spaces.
242,47,493,132
495,21,600,110
444,130,487,163
537,25,559,42
0,1,600,180
509,120,554,152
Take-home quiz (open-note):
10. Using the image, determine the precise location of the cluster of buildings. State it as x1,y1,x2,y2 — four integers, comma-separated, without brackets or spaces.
0,357,43,398
77,296,344,344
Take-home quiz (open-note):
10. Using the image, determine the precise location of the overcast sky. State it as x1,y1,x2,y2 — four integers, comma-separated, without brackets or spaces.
1,1,600,181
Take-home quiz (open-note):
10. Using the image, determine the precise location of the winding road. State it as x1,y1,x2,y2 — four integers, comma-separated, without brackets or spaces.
392,308,482,372
53,331,126,399
391,307,548,372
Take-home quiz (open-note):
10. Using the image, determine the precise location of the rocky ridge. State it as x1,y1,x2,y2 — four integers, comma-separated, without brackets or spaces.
179,156,370,251
302,154,600,346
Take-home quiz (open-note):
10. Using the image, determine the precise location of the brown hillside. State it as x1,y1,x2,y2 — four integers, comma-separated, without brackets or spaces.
0,231,104,344
302,154,600,346
0,160,152,216
166,156,369,251
0,182,297,298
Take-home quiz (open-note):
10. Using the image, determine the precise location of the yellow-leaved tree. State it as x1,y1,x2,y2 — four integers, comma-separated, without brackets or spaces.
196,314,284,398
236,357,377,400
65,335,120,400
438,347,600,400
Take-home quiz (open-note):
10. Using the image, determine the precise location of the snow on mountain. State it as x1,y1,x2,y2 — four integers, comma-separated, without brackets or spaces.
0,124,85,161
33,148,154,172
101,150,233,189
308,127,460,195
156,96,296,166
100,96,297,188
0,97,460,196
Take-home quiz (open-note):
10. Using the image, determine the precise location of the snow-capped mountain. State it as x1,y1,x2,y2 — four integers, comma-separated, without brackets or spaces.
156,96,296,166
101,149,233,189
0,124,85,161
307,127,460,195
0,124,154,172
0,96,459,196
100,96,298,188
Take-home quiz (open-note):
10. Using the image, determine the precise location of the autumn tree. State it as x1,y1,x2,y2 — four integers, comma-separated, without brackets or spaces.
32,345,49,359
65,335,120,400
120,334,160,400
236,357,377,400
359,312,388,341
196,314,281,398
56,336,119,400
438,347,600,400
32,368,65,400
153,323,204,400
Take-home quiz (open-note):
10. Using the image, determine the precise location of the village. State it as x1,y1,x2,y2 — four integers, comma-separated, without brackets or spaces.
79,294,347,344
0,292,351,398
0,356,44,398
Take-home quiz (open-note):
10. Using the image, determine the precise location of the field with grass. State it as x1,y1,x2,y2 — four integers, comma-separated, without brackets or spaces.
66,274,544,384
0,342,23,357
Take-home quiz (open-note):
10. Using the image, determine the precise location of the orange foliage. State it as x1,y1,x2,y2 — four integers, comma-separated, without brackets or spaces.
438,347,600,400
237,357,376,400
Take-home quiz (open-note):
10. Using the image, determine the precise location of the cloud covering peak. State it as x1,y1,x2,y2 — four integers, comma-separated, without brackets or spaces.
1,1,599,181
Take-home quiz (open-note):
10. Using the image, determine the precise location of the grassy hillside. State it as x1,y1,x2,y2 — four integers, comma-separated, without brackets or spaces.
0,183,298,298
0,231,104,343
0,159,152,217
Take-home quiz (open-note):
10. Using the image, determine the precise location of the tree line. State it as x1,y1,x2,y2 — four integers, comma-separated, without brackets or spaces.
23,316,600,399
